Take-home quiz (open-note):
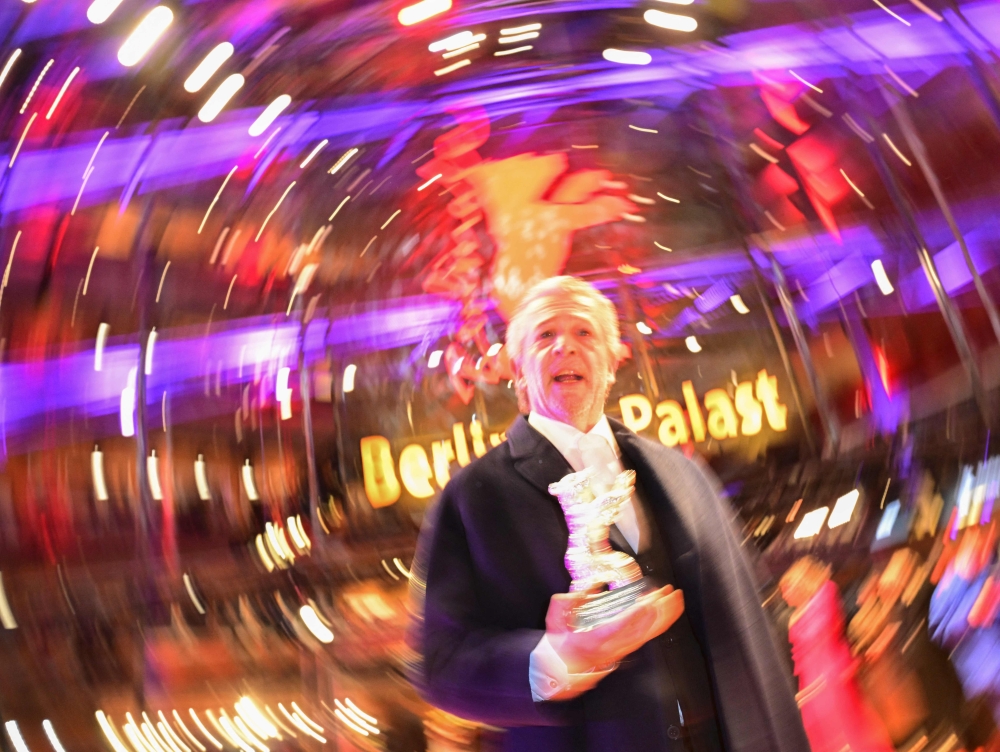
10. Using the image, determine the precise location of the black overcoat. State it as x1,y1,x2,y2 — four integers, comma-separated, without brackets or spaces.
412,415,808,752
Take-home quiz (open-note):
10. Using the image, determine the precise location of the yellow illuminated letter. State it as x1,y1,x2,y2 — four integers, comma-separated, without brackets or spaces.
432,440,455,489
704,389,738,440
619,394,653,432
655,400,689,447
756,369,787,431
734,381,763,435
359,435,400,508
399,444,435,499
681,381,706,442
469,419,488,457
453,423,471,467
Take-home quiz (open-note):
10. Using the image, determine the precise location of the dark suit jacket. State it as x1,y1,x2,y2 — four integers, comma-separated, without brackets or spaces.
411,415,808,752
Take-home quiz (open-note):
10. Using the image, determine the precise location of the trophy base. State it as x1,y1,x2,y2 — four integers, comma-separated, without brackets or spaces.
570,579,649,632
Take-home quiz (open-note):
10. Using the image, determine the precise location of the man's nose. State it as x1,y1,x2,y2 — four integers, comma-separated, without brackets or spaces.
553,333,576,353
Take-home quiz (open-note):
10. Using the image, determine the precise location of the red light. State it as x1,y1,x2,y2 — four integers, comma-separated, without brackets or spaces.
398,0,451,25
873,344,891,396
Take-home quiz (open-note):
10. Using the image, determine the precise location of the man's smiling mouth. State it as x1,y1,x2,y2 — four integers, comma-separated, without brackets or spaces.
553,372,584,383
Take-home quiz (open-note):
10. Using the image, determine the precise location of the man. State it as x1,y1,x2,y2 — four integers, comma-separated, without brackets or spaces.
411,276,808,751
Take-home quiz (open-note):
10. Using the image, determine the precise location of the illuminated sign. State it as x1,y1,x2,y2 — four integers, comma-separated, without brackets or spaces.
360,369,787,508
617,369,787,445
360,420,504,507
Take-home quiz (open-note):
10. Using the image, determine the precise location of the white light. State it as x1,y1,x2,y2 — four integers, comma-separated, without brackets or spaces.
287,515,309,552
0,574,17,629
87,0,125,23
398,0,452,26
0,50,22,92
500,22,541,34
828,489,860,529
277,367,293,420
731,294,750,314
644,8,698,31
603,48,651,65
46,66,81,120
498,31,538,44
183,573,206,614
95,322,110,371
299,604,334,643
198,73,244,123
120,367,137,437
793,507,830,539
429,30,474,52
685,335,702,353
255,535,275,572
147,451,163,501
242,460,259,501
428,350,443,368
184,42,234,93
486,343,502,356
452,356,464,375
636,322,653,335
194,454,211,501
92,446,109,502
299,139,328,168
145,328,157,375
871,259,894,295
96,712,130,752
876,499,901,540
418,174,442,190
118,6,174,67
342,364,356,393
249,94,291,137
328,148,358,175
5,722,28,752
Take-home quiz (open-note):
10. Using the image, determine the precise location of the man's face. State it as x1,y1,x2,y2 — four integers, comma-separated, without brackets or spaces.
515,294,616,432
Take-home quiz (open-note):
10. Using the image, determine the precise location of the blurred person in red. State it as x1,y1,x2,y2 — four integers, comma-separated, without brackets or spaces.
412,276,808,752
780,556,895,752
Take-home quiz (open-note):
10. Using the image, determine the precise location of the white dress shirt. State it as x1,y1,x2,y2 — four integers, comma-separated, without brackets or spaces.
526,412,650,701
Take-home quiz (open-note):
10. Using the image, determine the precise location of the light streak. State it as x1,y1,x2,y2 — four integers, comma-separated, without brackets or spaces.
224,275,237,309
198,166,237,234
118,7,174,67
788,69,822,93
187,710,222,750
730,294,750,314
749,143,778,163
299,139,328,168
654,241,672,252
328,195,350,220
184,42,234,93
256,181,296,242
398,0,451,26
156,261,170,303
253,128,280,158
602,49,651,65
380,209,401,229
9,112,37,168
643,9,697,31
882,133,912,166
871,259,895,295
88,0,126,24
442,42,480,59
498,31,538,44
494,46,532,56
300,605,334,643
0,50,22,92
434,59,470,76
684,335,702,353
628,124,658,133
872,0,911,24
500,22,541,34
46,66,80,119
417,173,442,190
198,74,244,122
249,94,291,137
21,58,53,114
327,148,358,175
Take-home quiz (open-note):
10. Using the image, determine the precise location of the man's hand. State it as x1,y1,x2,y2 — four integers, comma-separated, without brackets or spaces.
544,585,685,675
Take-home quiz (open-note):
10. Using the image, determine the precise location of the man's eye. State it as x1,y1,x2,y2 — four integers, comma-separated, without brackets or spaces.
538,331,554,339
578,329,592,337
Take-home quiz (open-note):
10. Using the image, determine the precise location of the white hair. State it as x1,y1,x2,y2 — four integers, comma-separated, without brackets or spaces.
504,276,623,413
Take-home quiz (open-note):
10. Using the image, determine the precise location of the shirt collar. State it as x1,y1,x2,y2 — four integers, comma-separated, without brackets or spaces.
527,412,621,466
